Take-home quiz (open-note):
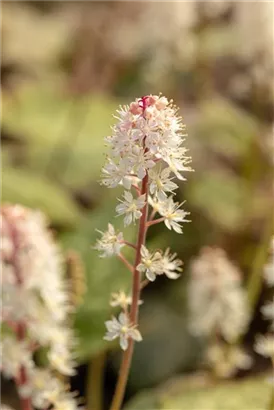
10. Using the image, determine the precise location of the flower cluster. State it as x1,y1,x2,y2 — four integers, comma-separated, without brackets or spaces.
188,247,250,343
188,247,252,378
101,94,191,229
94,94,192,351
206,343,252,379
1,205,78,410
254,238,274,361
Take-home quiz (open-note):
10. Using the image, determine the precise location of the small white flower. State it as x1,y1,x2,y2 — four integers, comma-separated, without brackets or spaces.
130,145,156,179
101,158,132,189
110,290,143,309
149,167,178,200
254,334,274,358
110,291,132,309
1,336,33,379
137,245,163,281
94,223,124,257
104,312,142,350
158,196,190,233
207,343,252,378
48,344,76,376
159,248,182,279
116,191,146,226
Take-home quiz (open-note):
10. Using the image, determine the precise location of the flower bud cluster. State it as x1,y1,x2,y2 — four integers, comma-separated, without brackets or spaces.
1,205,79,409
94,94,192,350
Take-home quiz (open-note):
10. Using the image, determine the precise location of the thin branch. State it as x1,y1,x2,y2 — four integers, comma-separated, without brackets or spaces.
140,278,150,290
132,184,141,195
121,240,137,250
146,217,165,228
118,253,134,273
148,208,157,222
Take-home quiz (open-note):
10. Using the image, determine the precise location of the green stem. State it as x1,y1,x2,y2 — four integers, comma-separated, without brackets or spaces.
86,350,107,410
247,210,273,312
109,173,149,410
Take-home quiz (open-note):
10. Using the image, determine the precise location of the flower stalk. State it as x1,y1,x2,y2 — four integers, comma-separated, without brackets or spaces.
94,94,192,410
1,205,78,410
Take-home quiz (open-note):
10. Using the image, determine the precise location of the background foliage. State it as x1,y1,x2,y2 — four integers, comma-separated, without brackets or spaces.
2,1,273,409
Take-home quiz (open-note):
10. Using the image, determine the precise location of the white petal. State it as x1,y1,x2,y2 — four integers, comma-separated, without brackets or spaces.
146,271,156,281
120,335,128,351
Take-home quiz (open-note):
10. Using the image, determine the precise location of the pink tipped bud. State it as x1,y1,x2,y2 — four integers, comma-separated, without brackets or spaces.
155,96,169,110
129,102,142,115
147,95,158,106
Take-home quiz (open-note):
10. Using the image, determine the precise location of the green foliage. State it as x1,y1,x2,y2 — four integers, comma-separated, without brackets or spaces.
125,376,271,410
187,170,248,232
2,85,117,188
192,98,259,160
2,166,81,227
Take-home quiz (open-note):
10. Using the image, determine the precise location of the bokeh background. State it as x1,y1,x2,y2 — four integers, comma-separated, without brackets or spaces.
1,1,274,409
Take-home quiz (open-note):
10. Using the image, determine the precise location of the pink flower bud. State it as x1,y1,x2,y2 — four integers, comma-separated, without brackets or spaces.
129,102,142,115
155,96,169,110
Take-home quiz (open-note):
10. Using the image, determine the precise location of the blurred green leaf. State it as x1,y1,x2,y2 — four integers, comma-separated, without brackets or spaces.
125,376,271,410
2,167,81,227
187,171,248,232
191,98,259,162
2,85,117,188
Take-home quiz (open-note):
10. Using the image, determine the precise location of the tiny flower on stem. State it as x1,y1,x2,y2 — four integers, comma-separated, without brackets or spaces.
94,223,124,257
110,291,143,310
116,191,146,226
137,245,163,281
104,312,142,351
158,196,190,233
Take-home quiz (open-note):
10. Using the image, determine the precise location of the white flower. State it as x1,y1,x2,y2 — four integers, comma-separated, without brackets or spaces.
158,196,190,233
110,291,143,309
1,336,33,379
254,334,274,358
188,247,250,343
104,312,142,350
116,191,146,226
130,145,156,179
1,205,77,406
149,167,178,200
206,343,252,378
94,223,124,257
48,344,76,376
101,158,132,189
137,245,163,281
159,248,182,279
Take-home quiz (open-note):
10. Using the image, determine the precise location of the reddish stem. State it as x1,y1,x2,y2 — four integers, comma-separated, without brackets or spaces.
109,173,149,410
146,217,165,228
121,240,137,250
118,253,134,274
